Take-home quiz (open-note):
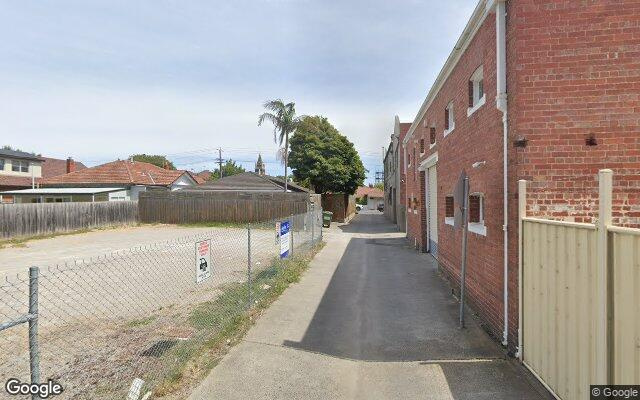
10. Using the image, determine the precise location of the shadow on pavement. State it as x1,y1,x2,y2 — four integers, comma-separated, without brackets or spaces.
283,236,499,361
284,212,553,399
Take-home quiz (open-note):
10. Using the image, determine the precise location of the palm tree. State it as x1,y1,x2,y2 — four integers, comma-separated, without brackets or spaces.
258,99,304,192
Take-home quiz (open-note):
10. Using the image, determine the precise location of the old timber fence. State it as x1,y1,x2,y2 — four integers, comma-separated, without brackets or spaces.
139,190,311,224
0,201,138,239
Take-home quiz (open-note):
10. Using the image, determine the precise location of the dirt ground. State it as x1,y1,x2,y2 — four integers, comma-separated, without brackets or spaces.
0,222,318,399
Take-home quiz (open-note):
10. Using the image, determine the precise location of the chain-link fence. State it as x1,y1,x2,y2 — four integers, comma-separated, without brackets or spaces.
0,208,324,400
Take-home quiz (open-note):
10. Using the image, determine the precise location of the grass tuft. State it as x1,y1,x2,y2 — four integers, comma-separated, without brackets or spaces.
153,241,325,397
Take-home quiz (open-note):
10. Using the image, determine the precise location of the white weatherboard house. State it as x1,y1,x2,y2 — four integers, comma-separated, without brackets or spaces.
0,160,204,203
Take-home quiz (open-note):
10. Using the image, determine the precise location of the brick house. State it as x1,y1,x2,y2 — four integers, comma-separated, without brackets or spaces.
399,0,640,353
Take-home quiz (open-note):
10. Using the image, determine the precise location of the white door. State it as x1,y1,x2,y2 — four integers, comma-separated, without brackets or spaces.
427,166,438,257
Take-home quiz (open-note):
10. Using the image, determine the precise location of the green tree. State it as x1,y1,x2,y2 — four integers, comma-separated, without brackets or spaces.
130,154,175,169
212,160,246,180
289,116,365,195
373,182,384,191
258,99,305,192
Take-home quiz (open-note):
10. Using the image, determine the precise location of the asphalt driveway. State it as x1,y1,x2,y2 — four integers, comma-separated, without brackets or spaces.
189,212,552,400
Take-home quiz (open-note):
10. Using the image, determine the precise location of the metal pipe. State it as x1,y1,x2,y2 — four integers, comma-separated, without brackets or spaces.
496,0,510,347
29,266,40,397
247,225,252,309
460,177,469,329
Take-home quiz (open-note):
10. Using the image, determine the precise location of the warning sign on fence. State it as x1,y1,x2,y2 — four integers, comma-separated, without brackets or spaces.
280,220,290,259
195,239,212,283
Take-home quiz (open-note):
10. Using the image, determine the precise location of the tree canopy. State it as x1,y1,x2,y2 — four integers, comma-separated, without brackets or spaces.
212,160,246,180
130,154,175,170
289,116,365,195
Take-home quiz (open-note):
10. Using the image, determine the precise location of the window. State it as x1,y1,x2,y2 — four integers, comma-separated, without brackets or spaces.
0,159,4,170
430,127,436,145
407,197,412,211
407,152,411,167
468,193,487,236
445,196,454,217
444,102,455,135
11,160,29,173
445,195,454,226
413,148,417,180
467,66,486,116
420,139,425,154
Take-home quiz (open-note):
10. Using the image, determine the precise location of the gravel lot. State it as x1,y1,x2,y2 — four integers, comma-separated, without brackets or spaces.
0,219,319,399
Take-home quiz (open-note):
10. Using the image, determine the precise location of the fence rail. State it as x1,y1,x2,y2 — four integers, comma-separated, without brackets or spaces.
0,208,323,399
0,201,139,239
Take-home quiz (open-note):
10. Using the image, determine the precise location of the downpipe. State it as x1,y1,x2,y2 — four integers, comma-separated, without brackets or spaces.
495,0,509,348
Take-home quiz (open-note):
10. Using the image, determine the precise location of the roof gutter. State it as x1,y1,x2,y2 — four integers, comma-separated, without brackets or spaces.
403,0,492,146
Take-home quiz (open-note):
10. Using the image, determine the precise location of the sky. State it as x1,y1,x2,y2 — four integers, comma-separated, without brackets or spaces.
0,0,477,184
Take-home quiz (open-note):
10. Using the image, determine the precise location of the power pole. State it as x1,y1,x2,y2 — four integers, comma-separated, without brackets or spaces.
216,148,223,179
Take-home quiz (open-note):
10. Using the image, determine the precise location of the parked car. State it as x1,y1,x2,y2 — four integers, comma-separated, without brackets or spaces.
377,203,384,212
356,204,363,212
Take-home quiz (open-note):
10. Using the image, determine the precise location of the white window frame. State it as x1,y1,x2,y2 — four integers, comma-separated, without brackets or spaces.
444,102,455,136
445,195,454,226
11,160,29,173
468,193,487,236
467,66,486,117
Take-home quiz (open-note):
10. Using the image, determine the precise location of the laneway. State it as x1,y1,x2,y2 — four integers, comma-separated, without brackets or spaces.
190,212,552,399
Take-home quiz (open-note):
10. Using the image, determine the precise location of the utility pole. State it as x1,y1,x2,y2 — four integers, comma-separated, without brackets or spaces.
216,148,223,179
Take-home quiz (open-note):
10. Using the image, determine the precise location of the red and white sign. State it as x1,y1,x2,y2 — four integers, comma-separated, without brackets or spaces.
195,239,212,283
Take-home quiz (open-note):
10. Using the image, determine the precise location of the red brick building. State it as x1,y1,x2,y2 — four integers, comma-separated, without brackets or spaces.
400,0,640,353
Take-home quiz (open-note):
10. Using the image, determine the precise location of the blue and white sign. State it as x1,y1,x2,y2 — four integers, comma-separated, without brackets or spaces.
280,220,290,258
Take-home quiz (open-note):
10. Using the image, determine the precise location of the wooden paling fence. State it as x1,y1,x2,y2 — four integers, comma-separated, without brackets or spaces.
0,201,139,239
138,190,311,224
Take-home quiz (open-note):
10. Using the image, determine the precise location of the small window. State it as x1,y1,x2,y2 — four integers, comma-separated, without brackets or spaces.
11,160,29,173
469,195,483,223
430,127,436,145
444,102,455,133
445,196,454,218
0,159,4,170
420,139,425,154
468,193,486,235
468,66,485,114
407,152,411,166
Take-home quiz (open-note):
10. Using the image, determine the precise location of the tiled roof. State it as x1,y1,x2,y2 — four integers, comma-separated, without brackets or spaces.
356,186,384,198
41,157,87,178
0,175,35,188
195,172,309,192
0,149,43,161
43,160,193,186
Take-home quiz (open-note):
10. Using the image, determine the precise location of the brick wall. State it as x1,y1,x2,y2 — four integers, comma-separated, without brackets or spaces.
509,0,640,228
401,0,640,352
404,13,511,346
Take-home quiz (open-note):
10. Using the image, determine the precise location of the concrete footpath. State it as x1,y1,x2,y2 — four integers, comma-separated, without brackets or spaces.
188,212,552,400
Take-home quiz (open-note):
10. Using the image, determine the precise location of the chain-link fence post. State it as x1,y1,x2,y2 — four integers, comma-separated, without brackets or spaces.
311,206,315,245
29,266,41,399
290,213,294,257
247,224,252,310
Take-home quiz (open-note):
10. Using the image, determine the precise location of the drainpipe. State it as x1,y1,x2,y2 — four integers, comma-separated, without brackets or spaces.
495,0,509,348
